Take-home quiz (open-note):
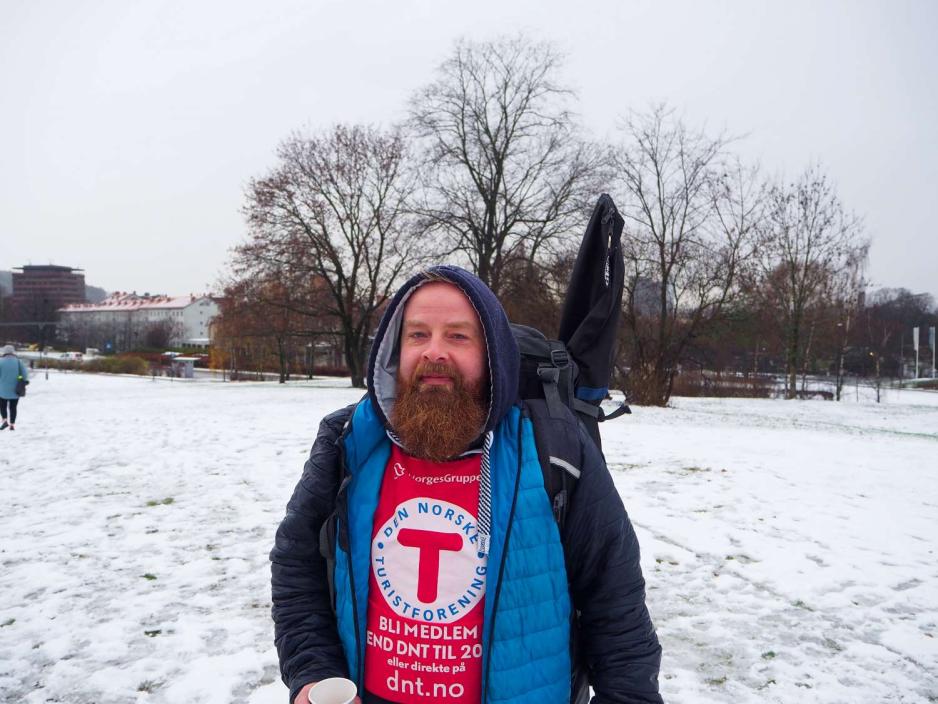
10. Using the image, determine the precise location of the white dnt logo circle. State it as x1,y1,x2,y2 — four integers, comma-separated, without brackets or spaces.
371,497,487,623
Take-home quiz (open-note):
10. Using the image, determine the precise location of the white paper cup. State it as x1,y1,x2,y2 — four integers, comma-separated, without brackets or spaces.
307,677,357,704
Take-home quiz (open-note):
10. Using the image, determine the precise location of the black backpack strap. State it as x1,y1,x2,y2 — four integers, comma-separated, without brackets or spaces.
599,400,631,420
319,510,338,610
570,397,600,419
318,408,356,613
524,398,582,530
572,396,631,421
537,341,576,420
319,471,354,613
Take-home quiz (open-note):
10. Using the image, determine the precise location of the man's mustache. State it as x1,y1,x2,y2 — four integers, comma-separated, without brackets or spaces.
412,361,459,383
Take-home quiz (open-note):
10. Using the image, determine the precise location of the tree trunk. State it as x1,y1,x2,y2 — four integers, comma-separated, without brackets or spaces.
800,320,816,397
277,336,288,384
663,366,676,406
835,355,845,401
344,330,367,389
835,328,845,402
477,250,494,296
835,309,853,402
786,330,799,400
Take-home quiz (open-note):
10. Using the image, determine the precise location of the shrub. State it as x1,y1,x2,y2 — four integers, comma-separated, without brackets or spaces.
670,371,774,399
312,364,350,377
34,358,82,371
84,356,148,375
34,355,147,375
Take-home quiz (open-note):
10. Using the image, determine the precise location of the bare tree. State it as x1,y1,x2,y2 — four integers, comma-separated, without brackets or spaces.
750,164,867,399
11,290,60,349
213,275,285,382
143,318,184,350
239,124,419,387
409,36,605,296
611,106,761,405
863,288,937,393
862,290,906,401
829,242,869,400
215,268,337,383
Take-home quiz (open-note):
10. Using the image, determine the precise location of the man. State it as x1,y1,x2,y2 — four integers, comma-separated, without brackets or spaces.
271,266,662,704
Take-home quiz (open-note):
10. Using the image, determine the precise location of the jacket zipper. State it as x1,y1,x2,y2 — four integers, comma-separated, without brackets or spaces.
335,415,365,688
481,409,525,703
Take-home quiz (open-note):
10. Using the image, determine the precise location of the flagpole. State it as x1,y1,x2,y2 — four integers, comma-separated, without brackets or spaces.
928,325,935,379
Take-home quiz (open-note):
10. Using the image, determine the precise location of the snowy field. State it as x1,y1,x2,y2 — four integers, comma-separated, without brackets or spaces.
1,372,936,703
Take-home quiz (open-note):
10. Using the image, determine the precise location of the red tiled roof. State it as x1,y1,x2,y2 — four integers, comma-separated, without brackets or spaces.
60,293,210,313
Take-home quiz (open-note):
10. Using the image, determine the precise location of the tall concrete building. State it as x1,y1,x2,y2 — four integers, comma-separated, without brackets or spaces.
12,265,86,316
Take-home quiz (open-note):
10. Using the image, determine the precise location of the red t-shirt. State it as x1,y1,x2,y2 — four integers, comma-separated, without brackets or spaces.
364,445,487,704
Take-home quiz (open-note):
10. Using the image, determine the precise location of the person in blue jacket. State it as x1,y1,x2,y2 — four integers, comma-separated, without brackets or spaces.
0,345,28,431
270,266,662,704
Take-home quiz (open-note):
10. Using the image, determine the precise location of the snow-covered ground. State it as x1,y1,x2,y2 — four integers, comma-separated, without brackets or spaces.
1,372,936,703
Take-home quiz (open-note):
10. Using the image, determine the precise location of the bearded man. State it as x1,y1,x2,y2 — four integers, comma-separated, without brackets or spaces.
271,266,662,704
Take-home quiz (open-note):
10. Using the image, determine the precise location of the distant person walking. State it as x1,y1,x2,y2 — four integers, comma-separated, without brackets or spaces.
0,345,28,431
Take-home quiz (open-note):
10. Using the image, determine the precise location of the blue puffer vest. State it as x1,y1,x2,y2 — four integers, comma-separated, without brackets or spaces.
333,397,572,703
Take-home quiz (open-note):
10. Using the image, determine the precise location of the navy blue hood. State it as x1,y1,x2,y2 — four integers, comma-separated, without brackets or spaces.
367,265,520,438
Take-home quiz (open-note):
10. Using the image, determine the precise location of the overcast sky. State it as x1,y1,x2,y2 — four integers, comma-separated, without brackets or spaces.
2,0,936,299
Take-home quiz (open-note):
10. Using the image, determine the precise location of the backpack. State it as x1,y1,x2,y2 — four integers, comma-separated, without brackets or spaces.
512,193,629,530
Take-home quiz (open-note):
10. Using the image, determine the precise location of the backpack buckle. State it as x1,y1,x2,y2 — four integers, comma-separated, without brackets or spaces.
537,364,560,385
550,349,569,369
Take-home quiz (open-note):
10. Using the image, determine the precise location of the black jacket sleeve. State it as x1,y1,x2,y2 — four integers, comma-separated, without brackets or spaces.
564,427,664,704
270,404,355,703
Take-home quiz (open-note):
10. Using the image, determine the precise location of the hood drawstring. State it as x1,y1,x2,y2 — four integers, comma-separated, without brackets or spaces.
386,425,494,558
477,430,494,557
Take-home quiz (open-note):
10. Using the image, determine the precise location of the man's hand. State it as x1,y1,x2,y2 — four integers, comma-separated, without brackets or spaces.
294,683,315,704
294,682,362,704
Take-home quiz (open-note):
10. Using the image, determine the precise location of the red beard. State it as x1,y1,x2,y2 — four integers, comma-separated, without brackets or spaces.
392,361,487,462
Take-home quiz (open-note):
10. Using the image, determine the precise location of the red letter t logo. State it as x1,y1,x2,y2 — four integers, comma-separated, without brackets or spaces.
397,528,463,603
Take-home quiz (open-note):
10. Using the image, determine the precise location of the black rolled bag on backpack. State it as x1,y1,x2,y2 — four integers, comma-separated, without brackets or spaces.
271,195,662,704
